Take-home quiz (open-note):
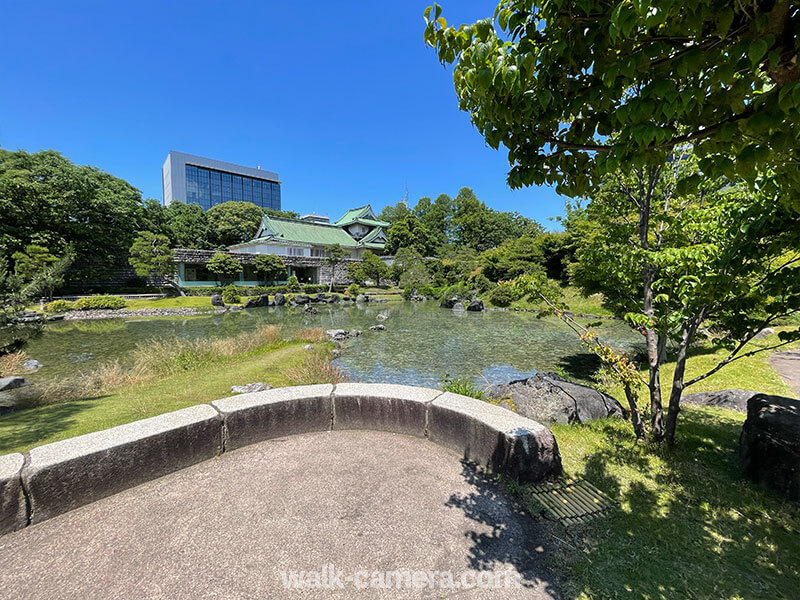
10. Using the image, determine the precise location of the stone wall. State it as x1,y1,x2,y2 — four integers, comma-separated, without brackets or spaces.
0,383,562,534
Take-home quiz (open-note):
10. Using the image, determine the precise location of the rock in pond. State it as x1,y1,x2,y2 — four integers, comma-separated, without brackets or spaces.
370,324,385,331
243,295,270,308
210,294,224,307
440,296,460,309
467,299,485,312
23,359,43,372
274,293,285,306
486,372,626,425
230,382,272,394
683,389,761,413
355,294,368,303
452,302,465,311
740,394,800,500
293,294,310,305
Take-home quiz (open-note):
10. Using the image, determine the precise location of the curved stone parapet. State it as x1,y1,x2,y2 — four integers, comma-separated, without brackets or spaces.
1,383,562,533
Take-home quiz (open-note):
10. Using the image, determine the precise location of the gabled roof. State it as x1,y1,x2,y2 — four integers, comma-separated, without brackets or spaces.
235,215,362,248
332,205,389,228
359,226,387,245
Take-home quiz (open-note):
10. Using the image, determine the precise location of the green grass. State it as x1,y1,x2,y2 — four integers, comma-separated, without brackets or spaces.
123,295,231,310
506,285,614,316
0,341,313,455
536,408,800,600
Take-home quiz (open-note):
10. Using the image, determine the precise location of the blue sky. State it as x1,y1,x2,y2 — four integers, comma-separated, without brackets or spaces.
0,1,567,228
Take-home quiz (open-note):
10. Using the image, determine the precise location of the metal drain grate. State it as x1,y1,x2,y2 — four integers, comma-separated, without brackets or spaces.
525,478,616,526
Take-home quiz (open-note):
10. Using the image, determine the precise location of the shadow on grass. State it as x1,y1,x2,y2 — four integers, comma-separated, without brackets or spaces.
555,408,800,599
0,397,106,454
556,352,601,382
444,461,560,597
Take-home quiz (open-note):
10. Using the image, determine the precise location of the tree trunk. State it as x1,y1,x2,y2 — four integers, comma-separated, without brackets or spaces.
642,267,664,440
664,320,698,445
623,384,645,440
328,264,335,293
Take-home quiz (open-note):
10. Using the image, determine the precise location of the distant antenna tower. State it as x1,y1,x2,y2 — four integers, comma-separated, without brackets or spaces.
401,183,409,207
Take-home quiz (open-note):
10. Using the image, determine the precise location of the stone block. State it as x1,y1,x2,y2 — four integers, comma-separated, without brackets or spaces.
428,392,562,482
23,405,222,524
0,453,25,535
212,384,333,451
333,383,442,437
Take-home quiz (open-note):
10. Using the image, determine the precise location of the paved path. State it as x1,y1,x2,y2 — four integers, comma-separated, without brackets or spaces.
769,350,800,398
0,430,559,599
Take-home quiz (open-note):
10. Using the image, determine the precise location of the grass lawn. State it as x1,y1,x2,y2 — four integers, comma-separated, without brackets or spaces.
0,340,316,455
506,285,614,316
124,295,227,310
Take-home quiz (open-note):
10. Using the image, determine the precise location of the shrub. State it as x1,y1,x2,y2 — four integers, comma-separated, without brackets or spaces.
441,376,485,400
347,283,360,296
72,295,127,310
221,284,241,304
488,284,518,307
43,299,74,312
287,275,301,292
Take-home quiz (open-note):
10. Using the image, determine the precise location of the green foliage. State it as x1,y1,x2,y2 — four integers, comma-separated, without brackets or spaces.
252,254,287,284
221,284,241,304
424,2,800,211
206,202,263,246
390,248,432,289
378,201,412,225
451,187,540,251
385,215,437,256
441,375,485,400
43,299,74,313
413,194,454,246
73,295,127,310
0,149,142,282
346,262,365,285
487,283,518,307
359,250,387,284
12,245,57,280
286,275,301,292
263,208,300,220
481,236,545,281
128,232,175,280
347,283,360,296
325,244,348,291
167,203,212,249
206,252,242,284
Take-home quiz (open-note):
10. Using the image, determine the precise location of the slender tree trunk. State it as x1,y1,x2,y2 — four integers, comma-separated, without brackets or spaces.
664,320,698,445
623,384,645,440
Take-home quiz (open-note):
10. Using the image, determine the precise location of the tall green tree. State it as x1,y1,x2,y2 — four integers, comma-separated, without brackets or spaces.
206,252,242,285
206,201,263,247
424,1,800,211
253,254,287,284
378,202,412,225
167,203,212,249
386,215,437,256
128,232,182,295
414,193,454,247
359,250,388,284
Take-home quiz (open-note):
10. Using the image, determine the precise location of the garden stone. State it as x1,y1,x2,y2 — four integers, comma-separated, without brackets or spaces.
303,344,313,350
752,327,775,339
210,294,224,307
230,382,272,394
303,304,317,314
467,299,485,311
273,293,285,306
326,329,348,342
294,294,310,305
370,324,385,331
348,329,362,338
0,377,30,393
243,295,270,309
23,360,42,371
452,302,465,311
740,394,800,500
355,294,368,303
682,389,760,413
329,293,340,303
486,372,626,425
313,293,329,303
0,453,25,535
440,296,460,309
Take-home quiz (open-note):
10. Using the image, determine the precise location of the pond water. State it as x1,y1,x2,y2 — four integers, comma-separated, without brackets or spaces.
22,302,643,389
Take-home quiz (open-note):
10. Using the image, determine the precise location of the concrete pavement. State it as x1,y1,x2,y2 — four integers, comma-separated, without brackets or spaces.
0,430,559,599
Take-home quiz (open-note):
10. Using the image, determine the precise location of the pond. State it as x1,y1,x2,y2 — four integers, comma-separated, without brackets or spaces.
21,301,643,389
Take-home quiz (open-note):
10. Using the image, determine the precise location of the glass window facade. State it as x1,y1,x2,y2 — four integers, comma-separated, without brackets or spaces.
184,164,281,211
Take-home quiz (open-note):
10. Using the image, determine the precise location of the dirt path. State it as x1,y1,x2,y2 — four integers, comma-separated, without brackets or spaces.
768,350,800,398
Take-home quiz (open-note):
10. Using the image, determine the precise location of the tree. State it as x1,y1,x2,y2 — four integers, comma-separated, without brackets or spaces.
167,203,212,249
128,232,182,295
424,2,800,211
325,244,347,292
264,208,301,220
0,149,144,282
360,250,387,285
414,193,454,246
253,254,287,284
206,252,242,285
347,261,366,285
12,245,68,301
451,187,539,251
570,155,800,444
390,247,432,289
139,199,172,239
206,202,263,247
386,216,437,256
481,236,545,282
378,202,412,225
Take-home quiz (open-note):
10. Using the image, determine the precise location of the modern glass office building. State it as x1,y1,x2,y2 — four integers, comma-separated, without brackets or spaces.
162,151,281,211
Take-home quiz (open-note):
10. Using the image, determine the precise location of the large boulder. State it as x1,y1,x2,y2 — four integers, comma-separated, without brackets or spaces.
243,295,270,309
210,294,224,307
486,372,626,425
313,293,329,303
467,299,485,312
740,394,800,500
293,294,310,305
0,377,32,408
329,294,340,303
440,296,460,309
355,294,368,303
273,293,285,306
683,389,760,413
452,302,465,311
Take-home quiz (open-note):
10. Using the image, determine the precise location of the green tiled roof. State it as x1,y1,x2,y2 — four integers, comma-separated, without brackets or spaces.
246,216,362,248
332,205,389,228
360,226,386,244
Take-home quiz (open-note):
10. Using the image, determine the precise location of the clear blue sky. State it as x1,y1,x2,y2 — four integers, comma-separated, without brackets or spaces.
0,1,567,228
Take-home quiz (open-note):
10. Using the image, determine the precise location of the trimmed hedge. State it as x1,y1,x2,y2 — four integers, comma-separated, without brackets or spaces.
43,299,75,313
72,295,127,310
